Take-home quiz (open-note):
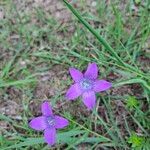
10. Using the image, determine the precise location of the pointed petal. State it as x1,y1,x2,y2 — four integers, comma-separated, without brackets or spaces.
94,80,112,92
82,91,96,110
54,115,69,129
42,101,53,116
29,116,47,131
66,83,82,100
84,63,98,79
44,128,56,146
69,68,83,82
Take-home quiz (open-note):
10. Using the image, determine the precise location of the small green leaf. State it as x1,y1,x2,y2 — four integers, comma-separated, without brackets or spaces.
126,96,139,110
127,133,145,148
135,0,141,5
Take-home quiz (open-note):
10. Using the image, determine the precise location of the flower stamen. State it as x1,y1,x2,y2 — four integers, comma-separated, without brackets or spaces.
80,78,92,90
47,116,55,126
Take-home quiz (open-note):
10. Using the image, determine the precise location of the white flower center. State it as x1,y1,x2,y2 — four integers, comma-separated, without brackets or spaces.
80,78,93,90
47,116,55,126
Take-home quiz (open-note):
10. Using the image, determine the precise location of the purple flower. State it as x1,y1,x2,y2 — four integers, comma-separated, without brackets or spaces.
29,101,69,146
66,63,112,110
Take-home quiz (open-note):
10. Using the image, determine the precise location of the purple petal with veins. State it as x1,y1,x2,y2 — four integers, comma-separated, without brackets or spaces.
29,101,69,146
44,127,56,146
82,91,96,110
55,115,69,129
94,80,112,92
29,116,47,131
84,63,98,79
66,83,82,100
69,68,83,82
42,101,53,116
66,62,112,110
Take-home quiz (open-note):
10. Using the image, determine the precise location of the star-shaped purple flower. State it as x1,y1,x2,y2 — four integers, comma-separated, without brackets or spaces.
66,63,112,110
29,101,69,146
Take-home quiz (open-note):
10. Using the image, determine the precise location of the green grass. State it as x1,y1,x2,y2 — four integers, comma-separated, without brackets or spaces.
0,0,150,149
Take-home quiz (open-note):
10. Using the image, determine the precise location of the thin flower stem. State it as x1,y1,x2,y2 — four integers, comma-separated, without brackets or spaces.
54,110,111,142
67,117,111,142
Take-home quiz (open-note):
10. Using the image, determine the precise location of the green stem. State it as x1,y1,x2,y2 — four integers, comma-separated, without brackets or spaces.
63,0,125,66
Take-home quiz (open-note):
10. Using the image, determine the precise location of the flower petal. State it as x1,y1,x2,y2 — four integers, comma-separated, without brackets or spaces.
69,68,83,82
94,80,112,92
82,91,96,110
54,115,69,129
42,101,53,116
44,127,56,146
29,116,47,131
66,83,82,100
84,63,98,79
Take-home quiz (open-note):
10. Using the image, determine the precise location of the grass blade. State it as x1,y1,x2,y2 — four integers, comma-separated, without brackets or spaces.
0,79,36,88
114,78,150,91
63,0,125,66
